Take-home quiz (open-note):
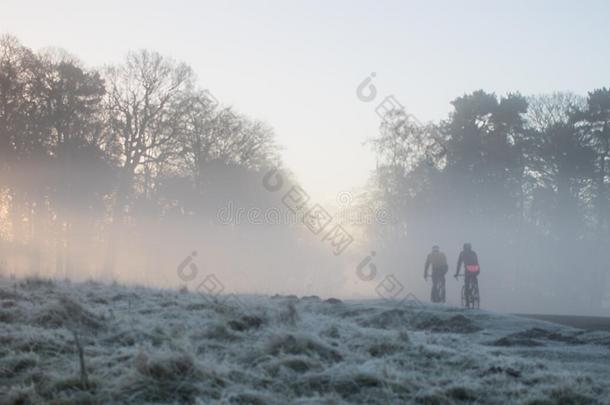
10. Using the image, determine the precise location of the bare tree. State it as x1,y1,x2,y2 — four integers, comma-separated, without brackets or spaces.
526,92,585,132
181,93,280,189
102,50,195,276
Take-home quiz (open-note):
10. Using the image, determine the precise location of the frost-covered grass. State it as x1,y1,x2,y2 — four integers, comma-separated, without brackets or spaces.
0,276,609,404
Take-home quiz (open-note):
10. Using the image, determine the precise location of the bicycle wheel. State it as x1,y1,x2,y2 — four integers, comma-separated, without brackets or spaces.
431,278,442,303
472,278,480,309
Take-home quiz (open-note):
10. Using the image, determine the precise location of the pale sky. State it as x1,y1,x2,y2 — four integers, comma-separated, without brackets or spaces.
2,0,610,202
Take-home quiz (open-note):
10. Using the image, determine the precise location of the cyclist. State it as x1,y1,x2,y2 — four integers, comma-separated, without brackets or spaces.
424,245,448,303
455,243,480,304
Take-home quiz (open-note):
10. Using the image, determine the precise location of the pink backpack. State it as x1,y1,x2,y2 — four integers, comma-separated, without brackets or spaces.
466,264,480,273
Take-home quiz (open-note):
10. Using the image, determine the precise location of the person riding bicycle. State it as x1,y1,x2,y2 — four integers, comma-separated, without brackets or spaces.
455,243,480,302
424,245,448,303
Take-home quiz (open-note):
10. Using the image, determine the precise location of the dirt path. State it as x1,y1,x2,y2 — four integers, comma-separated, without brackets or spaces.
514,313,610,332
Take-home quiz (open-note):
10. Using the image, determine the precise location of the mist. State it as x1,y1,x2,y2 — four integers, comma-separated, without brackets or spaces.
1,32,609,319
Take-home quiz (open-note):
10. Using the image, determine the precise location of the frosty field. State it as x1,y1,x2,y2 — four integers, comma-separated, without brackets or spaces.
1,276,609,404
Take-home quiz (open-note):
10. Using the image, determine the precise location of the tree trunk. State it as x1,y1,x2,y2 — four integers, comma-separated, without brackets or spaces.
103,171,132,280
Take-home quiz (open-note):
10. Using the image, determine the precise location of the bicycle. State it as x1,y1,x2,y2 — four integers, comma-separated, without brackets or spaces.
455,274,479,309
426,273,446,303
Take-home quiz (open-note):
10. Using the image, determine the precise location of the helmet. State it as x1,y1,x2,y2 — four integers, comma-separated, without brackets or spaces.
432,245,440,252
463,243,472,251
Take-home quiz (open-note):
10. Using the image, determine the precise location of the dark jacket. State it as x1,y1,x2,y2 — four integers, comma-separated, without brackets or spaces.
425,251,448,276
456,248,479,275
